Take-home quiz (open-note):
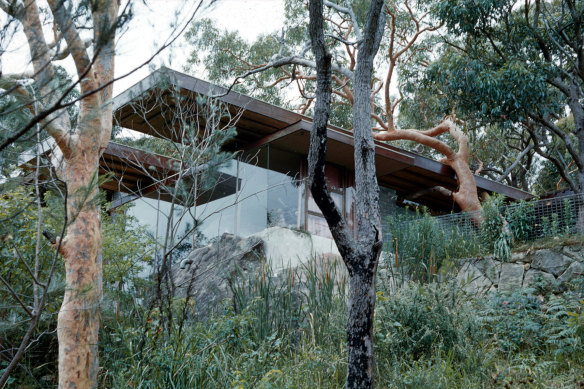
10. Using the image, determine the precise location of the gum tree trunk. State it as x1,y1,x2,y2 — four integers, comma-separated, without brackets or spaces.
307,0,385,387
8,0,119,387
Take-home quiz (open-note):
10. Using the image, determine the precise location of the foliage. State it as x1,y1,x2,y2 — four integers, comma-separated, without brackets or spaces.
477,288,584,359
375,282,482,361
477,290,545,353
387,207,480,282
100,257,350,388
505,199,534,242
0,66,80,182
480,195,505,247
96,262,584,388
0,189,155,386
230,259,347,348
101,205,155,317
5,233,583,388
405,0,584,192
0,191,64,384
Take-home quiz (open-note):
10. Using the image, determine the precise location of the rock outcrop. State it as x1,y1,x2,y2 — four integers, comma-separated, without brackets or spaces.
175,233,265,319
174,227,342,319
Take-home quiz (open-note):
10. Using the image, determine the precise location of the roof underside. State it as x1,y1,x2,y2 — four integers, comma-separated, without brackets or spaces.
110,68,532,213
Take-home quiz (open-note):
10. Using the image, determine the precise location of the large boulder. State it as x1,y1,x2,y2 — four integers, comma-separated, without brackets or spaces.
175,233,265,319
174,227,342,319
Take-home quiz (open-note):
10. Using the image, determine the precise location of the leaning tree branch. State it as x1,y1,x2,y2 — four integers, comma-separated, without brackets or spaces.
374,117,482,216
496,143,534,183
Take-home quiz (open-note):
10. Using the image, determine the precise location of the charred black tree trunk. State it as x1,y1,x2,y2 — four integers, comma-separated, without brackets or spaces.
346,263,378,387
307,0,385,387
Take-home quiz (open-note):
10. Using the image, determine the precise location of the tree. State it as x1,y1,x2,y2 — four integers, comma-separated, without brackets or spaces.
0,1,120,386
307,0,384,386
186,0,483,215
0,1,218,386
422,0,584,194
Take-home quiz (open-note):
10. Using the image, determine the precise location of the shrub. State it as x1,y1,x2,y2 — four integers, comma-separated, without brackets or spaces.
477,290,544,354
506,200,534,242
374,282,482,361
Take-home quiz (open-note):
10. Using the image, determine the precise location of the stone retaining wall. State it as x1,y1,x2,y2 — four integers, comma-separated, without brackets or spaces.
456,244,583,294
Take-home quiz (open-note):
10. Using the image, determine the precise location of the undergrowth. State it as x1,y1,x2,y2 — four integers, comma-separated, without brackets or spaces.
95,259,584,388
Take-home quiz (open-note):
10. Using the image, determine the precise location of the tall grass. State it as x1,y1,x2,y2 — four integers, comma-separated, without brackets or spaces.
387,208,480,283
96,253,584,388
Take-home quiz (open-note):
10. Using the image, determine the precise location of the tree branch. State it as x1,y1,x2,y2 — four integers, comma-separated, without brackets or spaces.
323,0,362,40
0,274,33,318
496,143,534,182
218,55,353,99
47,0,93,90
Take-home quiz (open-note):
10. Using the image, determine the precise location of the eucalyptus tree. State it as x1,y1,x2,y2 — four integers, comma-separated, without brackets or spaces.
0,1,211,387
307,2,385,387
0,1,122,386
419,0,584,194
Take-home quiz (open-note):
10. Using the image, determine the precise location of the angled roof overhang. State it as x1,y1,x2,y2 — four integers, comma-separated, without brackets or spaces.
111,68,532,212
113,68,304,148
17,139,238,208
239,119,532,211
20,68,531,213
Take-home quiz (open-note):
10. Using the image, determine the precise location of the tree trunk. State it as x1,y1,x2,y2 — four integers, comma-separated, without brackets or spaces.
307,0,385,387
346,262,377,388
57,144,103,388
10,1,118,386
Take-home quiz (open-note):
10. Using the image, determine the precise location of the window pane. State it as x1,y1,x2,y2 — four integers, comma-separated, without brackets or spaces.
236,147,269,236
267,147,304,229
307,214,332,239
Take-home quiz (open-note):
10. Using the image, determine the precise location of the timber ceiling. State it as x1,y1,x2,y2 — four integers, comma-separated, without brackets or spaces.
111,68,532,213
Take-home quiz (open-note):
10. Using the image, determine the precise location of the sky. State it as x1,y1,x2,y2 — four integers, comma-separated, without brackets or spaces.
1,0,286,96
113,0,286,95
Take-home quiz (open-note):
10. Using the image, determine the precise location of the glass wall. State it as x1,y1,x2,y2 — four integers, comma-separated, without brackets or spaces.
266,148,304,230
236,146,269,236
127,142,399,245
194,159,238,241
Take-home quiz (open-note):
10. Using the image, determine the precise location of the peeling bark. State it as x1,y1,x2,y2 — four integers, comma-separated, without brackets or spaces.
374,117,483,219
6,1,119,387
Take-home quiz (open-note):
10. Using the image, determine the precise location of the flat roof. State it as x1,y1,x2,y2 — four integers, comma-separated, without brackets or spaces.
111,68,532,212
18,139,238,208
19,68,532,213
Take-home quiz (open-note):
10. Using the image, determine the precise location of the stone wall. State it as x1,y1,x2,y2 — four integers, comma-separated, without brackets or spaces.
455,244,583,294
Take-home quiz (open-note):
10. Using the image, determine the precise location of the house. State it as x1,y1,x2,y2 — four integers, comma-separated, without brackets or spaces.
19,68,532,258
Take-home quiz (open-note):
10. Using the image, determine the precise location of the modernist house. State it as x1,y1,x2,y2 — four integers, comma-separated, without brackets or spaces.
19,68,532,246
